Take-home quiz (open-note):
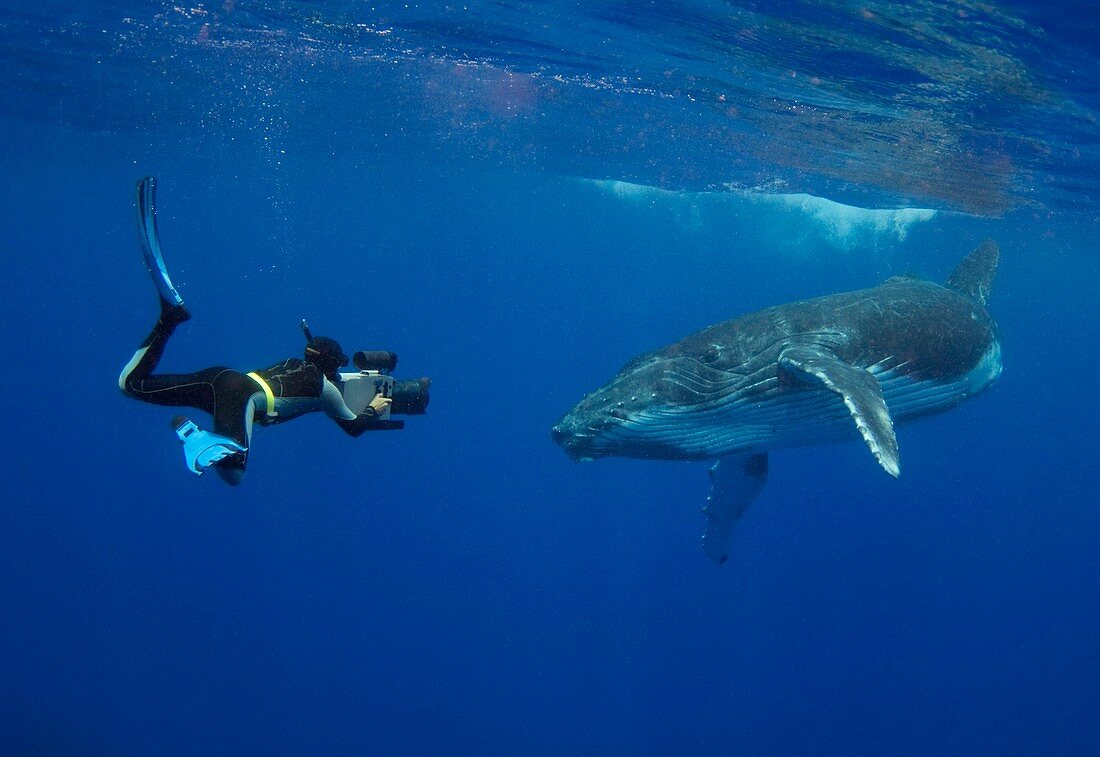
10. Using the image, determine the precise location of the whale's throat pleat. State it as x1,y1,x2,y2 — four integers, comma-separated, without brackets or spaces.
602,342,1001,462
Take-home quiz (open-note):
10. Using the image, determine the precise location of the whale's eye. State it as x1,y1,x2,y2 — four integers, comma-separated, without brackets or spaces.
610,408,628,420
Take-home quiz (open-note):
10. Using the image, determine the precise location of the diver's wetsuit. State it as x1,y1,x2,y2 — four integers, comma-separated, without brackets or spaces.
119,309,359,484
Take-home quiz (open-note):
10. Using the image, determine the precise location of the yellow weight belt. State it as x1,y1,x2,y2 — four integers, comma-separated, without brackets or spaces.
246,372,278,417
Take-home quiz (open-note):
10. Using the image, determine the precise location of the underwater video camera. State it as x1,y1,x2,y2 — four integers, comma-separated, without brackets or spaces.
301,320,430,431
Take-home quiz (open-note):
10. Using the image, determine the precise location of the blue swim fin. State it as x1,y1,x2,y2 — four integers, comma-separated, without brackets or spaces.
172,415,246,476
136,177,185,309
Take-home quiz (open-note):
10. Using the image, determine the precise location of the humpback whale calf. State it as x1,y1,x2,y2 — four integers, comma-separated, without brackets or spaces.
551,241,1002,563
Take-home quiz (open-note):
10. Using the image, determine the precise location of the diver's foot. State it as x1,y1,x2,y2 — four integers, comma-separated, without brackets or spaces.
158,300,191,327
172,415,247,477
212,450,247,486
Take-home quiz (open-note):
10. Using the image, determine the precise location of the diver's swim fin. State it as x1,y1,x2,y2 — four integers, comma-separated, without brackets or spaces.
136,177,185,309
172,415,246,476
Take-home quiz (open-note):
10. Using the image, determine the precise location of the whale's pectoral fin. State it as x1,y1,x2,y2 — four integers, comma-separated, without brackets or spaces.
702,453,768,564
779,346,900,477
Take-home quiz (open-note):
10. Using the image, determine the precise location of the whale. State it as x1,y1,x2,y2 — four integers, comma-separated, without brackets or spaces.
551,240,1002,563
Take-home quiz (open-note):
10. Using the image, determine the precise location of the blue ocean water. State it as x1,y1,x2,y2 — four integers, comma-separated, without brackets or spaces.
1,2,1098,754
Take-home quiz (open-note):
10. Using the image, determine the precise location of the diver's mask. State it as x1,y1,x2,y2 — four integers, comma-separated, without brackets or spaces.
301,319,349,379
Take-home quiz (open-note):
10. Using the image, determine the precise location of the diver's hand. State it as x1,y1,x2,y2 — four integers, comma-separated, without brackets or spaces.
367,395,393,416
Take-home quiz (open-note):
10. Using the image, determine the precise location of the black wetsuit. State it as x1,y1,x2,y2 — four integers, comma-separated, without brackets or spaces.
119,312,367,484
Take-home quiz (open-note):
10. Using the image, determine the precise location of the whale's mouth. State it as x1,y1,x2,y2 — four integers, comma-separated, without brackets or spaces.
550,421,600,461
553,407,705,462
552,409,641,461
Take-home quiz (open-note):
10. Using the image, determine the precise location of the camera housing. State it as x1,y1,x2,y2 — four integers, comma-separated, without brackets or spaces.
338,349,430,430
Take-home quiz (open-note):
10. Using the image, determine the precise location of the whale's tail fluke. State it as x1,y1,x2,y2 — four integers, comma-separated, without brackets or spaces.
946,239,999,307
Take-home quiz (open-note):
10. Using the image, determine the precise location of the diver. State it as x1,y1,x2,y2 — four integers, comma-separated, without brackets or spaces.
119,177,427,485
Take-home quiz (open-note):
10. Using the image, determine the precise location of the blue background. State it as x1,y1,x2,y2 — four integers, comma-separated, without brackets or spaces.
2,2,1099,754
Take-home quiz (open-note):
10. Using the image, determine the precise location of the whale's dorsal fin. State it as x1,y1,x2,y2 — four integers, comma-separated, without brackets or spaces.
946,239,999,306
702,453,768,564
779,346,900,477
